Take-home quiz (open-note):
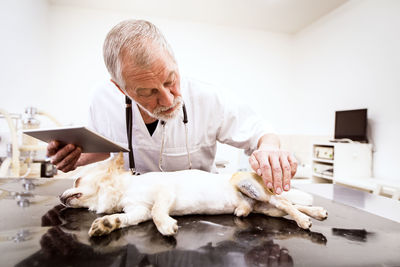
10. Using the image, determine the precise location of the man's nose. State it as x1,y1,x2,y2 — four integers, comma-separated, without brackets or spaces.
158,88,174,107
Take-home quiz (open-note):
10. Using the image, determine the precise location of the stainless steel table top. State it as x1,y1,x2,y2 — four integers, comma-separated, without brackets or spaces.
295,183,400,223
1,177,399,267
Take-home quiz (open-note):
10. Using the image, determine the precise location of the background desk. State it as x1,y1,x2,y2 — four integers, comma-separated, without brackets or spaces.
0,177,399,267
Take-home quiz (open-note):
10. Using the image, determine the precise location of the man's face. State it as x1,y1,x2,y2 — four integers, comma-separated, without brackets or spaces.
121,51,182,122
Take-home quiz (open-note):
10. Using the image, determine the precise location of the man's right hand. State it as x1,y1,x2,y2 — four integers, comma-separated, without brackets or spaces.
47,140,82,173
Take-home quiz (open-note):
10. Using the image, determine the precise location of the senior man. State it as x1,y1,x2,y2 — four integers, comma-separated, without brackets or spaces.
47,19,297,195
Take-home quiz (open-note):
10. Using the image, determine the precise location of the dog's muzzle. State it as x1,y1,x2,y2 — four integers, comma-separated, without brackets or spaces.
59,193,82,206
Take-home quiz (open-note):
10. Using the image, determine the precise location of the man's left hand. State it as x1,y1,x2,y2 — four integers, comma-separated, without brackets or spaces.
249,145,297,195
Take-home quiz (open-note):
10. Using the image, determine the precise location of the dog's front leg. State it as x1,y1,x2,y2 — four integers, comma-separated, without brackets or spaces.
88,206,151,237
151,188,178,236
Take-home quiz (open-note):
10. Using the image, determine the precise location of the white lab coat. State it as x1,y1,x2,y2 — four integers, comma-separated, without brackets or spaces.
88,78,273,173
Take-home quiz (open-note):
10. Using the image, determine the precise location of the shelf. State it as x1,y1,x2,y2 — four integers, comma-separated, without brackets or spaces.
313,143,334,147
312,172,333,180
312,158,334,164
312,142,372,184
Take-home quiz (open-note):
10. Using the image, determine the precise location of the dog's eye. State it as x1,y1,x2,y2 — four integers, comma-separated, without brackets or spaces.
74,177,82,188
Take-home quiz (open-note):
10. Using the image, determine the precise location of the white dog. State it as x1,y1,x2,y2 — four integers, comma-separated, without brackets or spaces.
60,153,327,237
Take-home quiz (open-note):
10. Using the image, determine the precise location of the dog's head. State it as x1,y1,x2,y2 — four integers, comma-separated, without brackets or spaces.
59,153,125,213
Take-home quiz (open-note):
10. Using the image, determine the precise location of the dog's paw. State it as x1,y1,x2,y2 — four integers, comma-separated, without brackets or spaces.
305,206,328,220
88,216,121,237
234,206,251,217
297,217,312,230
314,207,328,220
157,217,178,236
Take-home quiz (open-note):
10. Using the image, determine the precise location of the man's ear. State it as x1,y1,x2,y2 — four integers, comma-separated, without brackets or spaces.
111,79,126,95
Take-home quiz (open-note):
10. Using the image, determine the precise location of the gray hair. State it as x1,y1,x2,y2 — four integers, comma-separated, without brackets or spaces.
103,19,175,90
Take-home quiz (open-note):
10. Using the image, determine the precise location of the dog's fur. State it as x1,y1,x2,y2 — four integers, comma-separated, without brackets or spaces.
60,153,327,237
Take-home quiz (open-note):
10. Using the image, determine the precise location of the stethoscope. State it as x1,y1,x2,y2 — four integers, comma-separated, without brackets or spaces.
125,96,192,175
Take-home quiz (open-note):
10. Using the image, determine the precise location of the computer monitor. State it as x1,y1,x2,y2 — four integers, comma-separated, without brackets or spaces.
334,109,368,142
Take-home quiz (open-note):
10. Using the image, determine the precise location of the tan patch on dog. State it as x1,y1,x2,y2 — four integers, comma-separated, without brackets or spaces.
231,172,273,201
265,187,275,195
107,152,125,174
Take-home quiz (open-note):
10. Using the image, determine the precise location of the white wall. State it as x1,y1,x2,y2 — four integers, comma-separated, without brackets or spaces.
47,5,292,126
0,0,49,113
292,0,400,179
0,0,50,156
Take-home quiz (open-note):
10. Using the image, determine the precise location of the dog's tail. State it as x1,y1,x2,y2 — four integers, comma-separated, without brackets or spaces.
230,172,271,202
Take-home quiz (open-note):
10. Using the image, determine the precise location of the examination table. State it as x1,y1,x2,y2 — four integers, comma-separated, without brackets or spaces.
0,177,399,267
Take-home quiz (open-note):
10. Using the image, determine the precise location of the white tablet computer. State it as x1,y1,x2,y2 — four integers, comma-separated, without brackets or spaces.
23,126,129,153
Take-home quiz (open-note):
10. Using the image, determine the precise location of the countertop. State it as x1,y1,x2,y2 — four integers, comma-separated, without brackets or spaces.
0,177,399,267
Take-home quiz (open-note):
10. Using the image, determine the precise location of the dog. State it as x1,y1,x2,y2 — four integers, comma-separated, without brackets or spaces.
60,153,327,237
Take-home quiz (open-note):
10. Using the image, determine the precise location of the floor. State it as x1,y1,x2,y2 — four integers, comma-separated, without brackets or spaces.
0,177,399,267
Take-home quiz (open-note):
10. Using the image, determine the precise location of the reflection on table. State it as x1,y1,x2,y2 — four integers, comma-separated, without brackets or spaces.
16,204,328,267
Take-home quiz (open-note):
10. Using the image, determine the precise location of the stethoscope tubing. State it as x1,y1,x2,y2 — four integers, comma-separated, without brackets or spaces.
125,96,191,175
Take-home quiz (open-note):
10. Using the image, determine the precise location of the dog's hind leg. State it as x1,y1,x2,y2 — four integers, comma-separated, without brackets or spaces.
89,206,151,237
253,202,288,217
253,202,328,221
269,195,312,230
234,193,255,217
151,188,178,236
293,205,328,220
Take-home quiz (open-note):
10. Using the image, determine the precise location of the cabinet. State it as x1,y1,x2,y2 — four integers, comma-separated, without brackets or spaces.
312,142,372,183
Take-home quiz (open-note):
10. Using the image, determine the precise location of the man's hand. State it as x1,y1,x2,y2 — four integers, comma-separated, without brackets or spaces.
249,134,297,194
47,140,82,173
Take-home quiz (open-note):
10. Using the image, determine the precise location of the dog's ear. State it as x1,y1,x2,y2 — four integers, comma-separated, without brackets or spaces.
107,152,125,174
73,177,82,188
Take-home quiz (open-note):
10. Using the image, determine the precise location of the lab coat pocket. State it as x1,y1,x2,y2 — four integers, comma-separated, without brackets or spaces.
161,144,217,172
160,145,201,171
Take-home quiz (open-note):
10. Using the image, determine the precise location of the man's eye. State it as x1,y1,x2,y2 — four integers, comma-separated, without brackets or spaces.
137,88,158,97
164,80,175,88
